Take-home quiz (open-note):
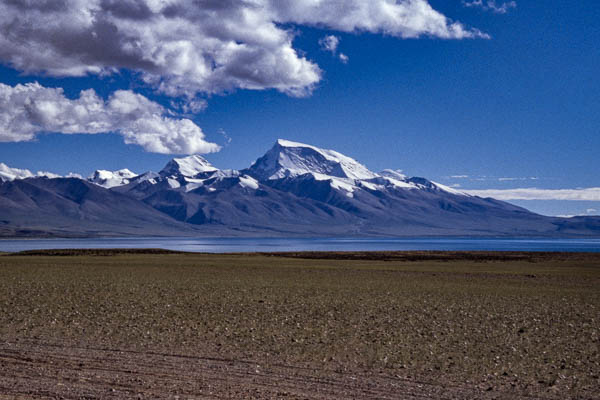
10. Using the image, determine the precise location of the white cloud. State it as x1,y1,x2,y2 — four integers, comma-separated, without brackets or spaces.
497,177,538,181
219,128,232,146
170,99,208,115
319,35,340,54
463,0,517,14
465,188,600,201
273,1,487,39
446,175,539,182
0,0,486,98
498,177,539,182
319,35,349,63
0,82,220,154
557,208,599,218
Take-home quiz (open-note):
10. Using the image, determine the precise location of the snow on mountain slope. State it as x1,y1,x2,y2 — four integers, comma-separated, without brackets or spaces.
379,169,407,180
4,140,600,238
0,162,61,181
120,154,254,195
238,175,259,190
88,169,137,188
245,139,476,200
134,171,160,184
3,141,467,205
160,155,218,178
249,139,378,181
430,181,470,196
0,163,33,181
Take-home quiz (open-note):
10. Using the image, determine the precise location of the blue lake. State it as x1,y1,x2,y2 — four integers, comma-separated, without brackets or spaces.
1,237,599,253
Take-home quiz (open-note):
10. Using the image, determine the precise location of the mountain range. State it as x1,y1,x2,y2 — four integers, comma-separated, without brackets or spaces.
1,139,599,238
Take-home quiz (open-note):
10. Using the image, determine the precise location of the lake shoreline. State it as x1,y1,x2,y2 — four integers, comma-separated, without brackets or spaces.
1,237,600,253
5,247,600,259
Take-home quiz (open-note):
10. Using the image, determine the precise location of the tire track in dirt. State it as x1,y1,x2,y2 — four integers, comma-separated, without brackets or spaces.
0,340,551,399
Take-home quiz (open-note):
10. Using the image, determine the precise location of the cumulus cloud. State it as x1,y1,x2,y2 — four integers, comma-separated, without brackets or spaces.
463,0,517,14
0,82,220,154
272,1,487,39
0,0,485,98
465,188,600,201
339,53,349,64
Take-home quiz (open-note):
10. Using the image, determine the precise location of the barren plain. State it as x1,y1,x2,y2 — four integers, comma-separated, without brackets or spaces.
0,250,598,399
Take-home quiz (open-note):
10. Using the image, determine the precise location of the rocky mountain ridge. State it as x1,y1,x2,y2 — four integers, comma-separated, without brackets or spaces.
1,140,599,238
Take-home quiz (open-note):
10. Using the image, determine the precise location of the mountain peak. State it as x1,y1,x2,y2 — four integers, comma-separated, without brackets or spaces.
0,162,61,181
90,168,136,178
276,138,314,148
0,162,33,181
249,139,377,181
88,168,137,188
160,155,218,178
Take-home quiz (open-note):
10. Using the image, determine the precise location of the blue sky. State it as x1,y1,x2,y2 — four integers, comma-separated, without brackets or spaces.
0,0,598,216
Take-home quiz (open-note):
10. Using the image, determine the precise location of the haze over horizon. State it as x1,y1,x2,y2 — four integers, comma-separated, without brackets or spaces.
0,0,598,217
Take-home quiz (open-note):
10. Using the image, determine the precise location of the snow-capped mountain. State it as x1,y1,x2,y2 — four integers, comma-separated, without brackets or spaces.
250,139,378,181
379,169,407,181
0,162,61,182
156,154,231,191
88,169,137,188
119,154,255,195
245,140,463,199
159,155,218,179
1,139,599,238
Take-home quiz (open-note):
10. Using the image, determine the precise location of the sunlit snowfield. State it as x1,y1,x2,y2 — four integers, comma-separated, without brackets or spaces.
1,237,599,253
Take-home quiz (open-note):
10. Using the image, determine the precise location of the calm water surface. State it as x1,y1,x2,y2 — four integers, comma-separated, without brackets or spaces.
1,237,599,253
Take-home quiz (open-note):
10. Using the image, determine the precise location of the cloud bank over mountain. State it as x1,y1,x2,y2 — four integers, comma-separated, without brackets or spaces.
464,188,600,201
0,82,220,154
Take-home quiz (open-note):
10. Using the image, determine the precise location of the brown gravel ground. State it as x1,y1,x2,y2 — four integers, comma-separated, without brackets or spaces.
0,250,598,399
